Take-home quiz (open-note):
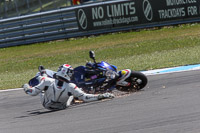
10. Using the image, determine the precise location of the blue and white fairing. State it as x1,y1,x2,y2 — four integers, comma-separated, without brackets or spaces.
98,62,132,81
97,61,117,72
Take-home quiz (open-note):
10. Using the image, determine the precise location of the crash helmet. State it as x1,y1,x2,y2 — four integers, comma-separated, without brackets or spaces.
56,64,73,81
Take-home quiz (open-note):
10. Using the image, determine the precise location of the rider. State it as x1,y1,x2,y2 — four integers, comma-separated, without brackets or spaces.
23,64,114,110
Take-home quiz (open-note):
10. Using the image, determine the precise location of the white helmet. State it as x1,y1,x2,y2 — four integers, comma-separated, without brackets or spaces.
56,64,73,81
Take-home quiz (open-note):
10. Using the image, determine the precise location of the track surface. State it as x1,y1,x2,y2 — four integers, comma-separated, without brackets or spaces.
1,70,200,133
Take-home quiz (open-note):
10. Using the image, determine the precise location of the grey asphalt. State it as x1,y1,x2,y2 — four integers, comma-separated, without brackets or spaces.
1,70,200,133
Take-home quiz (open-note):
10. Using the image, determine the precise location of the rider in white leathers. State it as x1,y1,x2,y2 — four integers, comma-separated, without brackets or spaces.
23,64,114,110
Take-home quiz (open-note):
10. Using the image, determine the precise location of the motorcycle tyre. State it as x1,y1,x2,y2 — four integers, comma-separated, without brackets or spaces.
116,71,148,92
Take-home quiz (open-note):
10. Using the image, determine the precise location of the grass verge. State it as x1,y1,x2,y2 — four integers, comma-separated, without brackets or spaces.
1,23,200,89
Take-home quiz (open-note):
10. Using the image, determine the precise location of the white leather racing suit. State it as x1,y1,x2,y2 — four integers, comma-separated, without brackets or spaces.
25,76,106,110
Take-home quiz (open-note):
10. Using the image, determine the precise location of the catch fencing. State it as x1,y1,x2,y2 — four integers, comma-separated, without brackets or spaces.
1,0,200,48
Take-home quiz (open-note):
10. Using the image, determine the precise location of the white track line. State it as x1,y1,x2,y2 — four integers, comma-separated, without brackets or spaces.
0,88,23,92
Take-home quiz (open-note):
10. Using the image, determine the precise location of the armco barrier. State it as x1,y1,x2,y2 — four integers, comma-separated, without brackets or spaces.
1,0,200,48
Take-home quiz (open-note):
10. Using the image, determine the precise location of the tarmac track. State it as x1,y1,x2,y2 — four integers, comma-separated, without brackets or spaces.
0,70,200,133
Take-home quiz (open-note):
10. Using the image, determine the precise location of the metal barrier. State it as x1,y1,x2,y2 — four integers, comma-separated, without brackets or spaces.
0,1,113,48
1,0,200,48
0,6,79,48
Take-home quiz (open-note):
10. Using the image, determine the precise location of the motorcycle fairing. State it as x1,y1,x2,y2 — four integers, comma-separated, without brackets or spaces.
97,61,117,72
116,69,132,86
73,65,107,88
73,66,87,87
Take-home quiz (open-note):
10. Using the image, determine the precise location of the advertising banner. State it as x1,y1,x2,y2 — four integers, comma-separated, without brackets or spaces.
76,0,200,31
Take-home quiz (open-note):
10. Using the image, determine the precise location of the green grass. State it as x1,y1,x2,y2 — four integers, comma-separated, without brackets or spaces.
1,23,200,89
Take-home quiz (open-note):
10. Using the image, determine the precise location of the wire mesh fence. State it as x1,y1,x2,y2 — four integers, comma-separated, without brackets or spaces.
0,0,73,19
0,0,108,19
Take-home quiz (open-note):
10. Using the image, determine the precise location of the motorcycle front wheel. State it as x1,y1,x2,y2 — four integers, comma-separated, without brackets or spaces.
116,71,148,92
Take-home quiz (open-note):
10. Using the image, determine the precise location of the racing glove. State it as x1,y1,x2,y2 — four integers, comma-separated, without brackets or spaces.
23,83,32,94
98,93,115,100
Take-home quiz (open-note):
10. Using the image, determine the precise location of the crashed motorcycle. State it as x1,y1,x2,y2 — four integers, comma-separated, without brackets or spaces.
72,51,148,93
29,51,148,93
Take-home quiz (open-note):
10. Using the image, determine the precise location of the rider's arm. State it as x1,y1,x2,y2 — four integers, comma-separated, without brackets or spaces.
23,76,51,96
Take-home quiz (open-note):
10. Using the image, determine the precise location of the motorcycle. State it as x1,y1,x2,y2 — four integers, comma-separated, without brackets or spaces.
29,51,148,93
72,51,148,93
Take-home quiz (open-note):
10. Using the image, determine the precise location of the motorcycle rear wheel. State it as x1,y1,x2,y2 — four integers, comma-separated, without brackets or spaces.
116,71,148,92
